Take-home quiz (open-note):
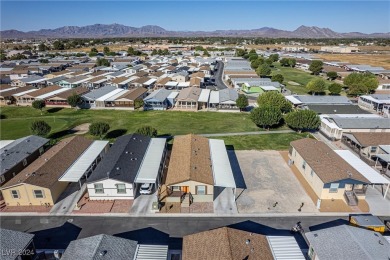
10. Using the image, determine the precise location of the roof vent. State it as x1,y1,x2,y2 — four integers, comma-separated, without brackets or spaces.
99,250,107,256
116,167,120,170
125,151,129,154
246,239,250,245
106,171,110,177
314,234,318,237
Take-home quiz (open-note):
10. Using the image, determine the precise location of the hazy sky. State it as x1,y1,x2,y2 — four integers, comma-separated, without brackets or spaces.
1,1,389,33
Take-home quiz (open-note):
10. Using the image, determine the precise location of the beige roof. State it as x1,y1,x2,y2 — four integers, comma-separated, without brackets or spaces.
0,86,35,97
132,77,151,84
151,71,165,77
182,227,273,260
116,87,147,101
190,72,205,78
190,77,201,87
156,77,171,85
291,138,369,184
176,87,201,102
111,76,131,84
49,86,89,100
343,132,390,147
90,71,107,77
165,134,213,186
21,85,62,98
2,136,93,189
88,76,107,83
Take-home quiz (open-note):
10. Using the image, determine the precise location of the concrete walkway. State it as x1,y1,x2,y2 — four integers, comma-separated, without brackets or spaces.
129,192,157,215
200,130,294,137
50,183,86,215
365,185,390,215
213,187,238,215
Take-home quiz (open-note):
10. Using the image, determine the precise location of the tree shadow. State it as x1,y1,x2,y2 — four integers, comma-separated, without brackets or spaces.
0,114,6,119
105,129,127,139
46,107,64,113
32,221,82,249
49,129,76,139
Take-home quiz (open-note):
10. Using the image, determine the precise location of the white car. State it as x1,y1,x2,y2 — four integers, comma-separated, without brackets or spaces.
139,183,153,195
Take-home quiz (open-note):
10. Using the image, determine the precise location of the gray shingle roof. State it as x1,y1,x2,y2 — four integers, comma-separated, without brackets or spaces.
307,105,372,114
306,225,390,260
294,95,352,105
61,234,137,260
47,75,67,84
82,86,117,100
331,117,390,129
219,89,238,103
0,135,49,175
87,134,151,184
0,228,34,260
144,88,172,102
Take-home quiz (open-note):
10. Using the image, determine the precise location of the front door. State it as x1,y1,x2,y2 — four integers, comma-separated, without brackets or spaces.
182,186,189,193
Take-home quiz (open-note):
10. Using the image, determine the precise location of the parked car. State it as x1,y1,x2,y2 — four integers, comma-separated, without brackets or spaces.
139,183,153,195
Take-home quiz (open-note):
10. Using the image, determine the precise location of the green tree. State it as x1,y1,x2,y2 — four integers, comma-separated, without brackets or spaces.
30,120,51,137
135,99,144,109
249,49,256,54
279,58,290,66
89,122,110,139
91,47,98,53
265,58,273,66
103,46,110,55
256,64,271,77
343,72,378,95
257,91,292,113
96,58,110,66
309,60,323,75
328,83,343,95
248,54,258,62
53,41,65,50
251,57,264,69
136,126,158,137
306,78,326,95
326,71,338,80
236,94,249,111
271,74,284,84
250,106,282,129
32,100,46,115
151,49,158,55
38,43,47,52
269,53,279,62
67,93,81,108
288,58,296,67
203,50,210,57
39,59,49,63
285,110,320,132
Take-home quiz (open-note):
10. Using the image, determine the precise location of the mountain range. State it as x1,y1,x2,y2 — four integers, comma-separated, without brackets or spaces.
1,24,389,39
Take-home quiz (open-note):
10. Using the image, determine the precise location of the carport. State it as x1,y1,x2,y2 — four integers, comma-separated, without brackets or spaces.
209,139,236,192
335,150,390,198
134,138,167,192
58,140,109,188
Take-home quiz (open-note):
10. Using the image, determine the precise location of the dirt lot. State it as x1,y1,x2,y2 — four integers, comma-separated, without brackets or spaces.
234,150,318,213
315,53,390,69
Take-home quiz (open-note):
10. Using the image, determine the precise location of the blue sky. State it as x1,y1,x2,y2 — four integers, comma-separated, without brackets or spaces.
1,1,389,33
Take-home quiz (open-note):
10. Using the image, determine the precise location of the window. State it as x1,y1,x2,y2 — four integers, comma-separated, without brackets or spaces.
23,159,27,166
196,185,206,195
310,170,314,177
116,184,126,194
94,183,104,194
329,183,339,193
172,186,181,191
302,161,306,170
33,190,44,198
370,147,377,153
11,190,19,199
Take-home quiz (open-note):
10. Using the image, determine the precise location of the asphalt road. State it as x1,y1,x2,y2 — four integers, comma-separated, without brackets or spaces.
0,215,357,249
212,61,228,90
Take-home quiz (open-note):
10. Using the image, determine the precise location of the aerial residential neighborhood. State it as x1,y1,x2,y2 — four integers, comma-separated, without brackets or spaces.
1,1,390,259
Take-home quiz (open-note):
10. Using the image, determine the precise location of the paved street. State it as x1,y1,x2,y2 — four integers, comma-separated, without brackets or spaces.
0,215,358,249
213,61,228,90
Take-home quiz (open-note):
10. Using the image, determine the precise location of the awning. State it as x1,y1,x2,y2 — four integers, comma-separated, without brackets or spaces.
376,154,390,163
96,89,125,101
209,91,220,104
335,150,390,184
135,138,166,184
59,141,109,182
267,236,306,260
35,88,69,100
198,89,211,102
285,95,303,105
134,244,168,260
209,139,236,188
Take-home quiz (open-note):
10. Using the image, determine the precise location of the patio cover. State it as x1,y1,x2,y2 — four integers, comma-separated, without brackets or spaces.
59,141,108,182
209,139,236,188
285,95,303,105
267,236,306,260
135,138,166,184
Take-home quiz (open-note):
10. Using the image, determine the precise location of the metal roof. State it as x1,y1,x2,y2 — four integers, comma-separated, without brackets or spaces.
135,138,166,184
59,141,109,182
266,236,305,260
331,117,390,129
198,89,211,103
285,95,303,105
144,78,157,85
165,81,179,87
0,87,17,93
12,88,38,97
35,87,69,100
105,90,129,102
96,88,126,101
335,150,390,184
209,90,220,104
144,89,172,102
294,95,352,105
167,91,179,99
209,139,235,188
134,244,168,260
261,86,279,91
82,86,117,101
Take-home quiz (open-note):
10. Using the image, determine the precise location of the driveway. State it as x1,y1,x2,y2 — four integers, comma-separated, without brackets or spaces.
234,150,318,213
214,187,238,214
365,185,390,215
129,191,158,215
50,182,86,214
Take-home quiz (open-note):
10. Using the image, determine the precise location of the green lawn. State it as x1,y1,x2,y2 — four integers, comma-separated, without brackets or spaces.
0,107,265,140
272,63,335,95
214,133,311,150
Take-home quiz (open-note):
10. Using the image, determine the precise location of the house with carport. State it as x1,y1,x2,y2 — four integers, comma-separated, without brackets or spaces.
174,87,201,111
162,134,236,212
143,88,172,110
86,134,167,201
45,86,89,107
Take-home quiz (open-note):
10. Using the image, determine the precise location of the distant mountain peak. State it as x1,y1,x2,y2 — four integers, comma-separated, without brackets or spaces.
0,23,388,39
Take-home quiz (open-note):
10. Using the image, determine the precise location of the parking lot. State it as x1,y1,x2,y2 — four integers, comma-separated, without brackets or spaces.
234,150,318,213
